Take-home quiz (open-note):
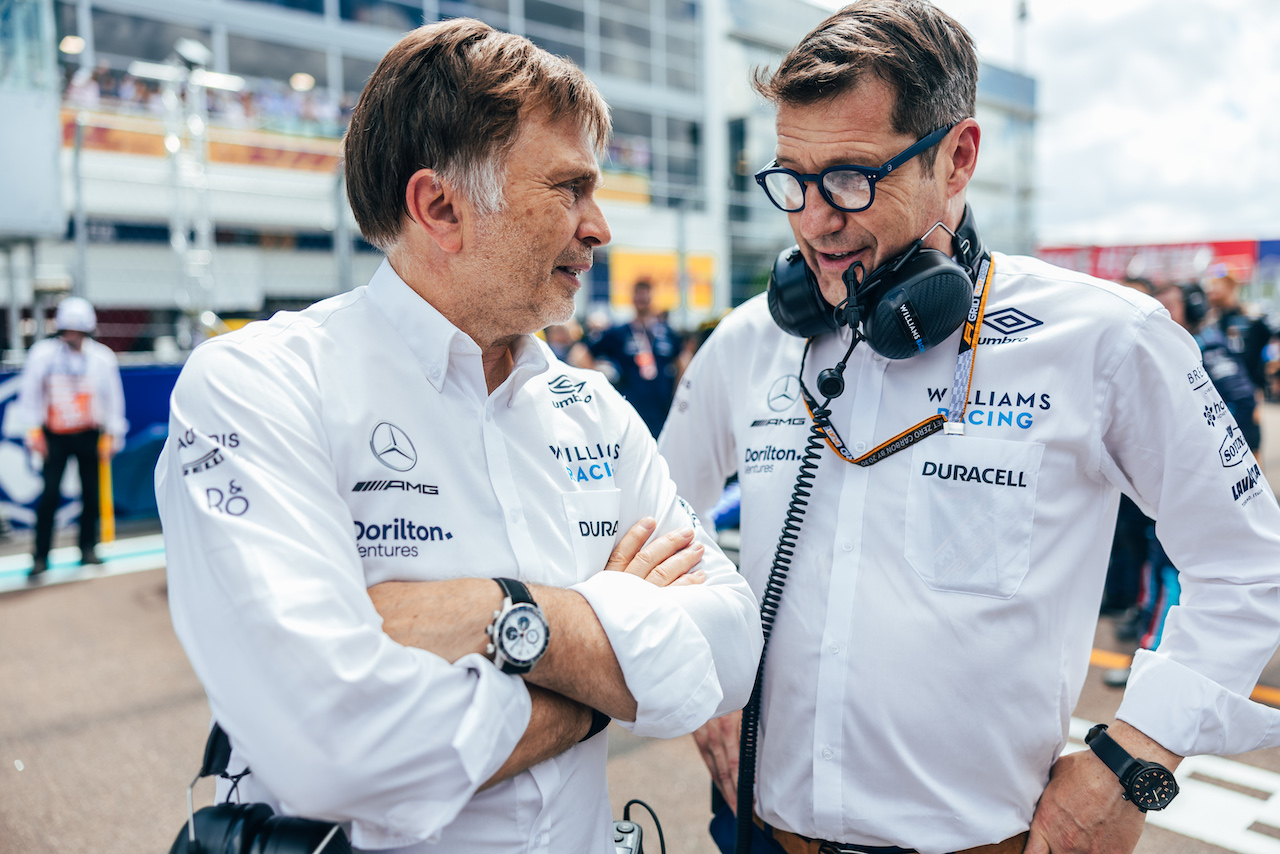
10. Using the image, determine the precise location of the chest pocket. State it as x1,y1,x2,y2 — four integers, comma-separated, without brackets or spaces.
904,437,1043,599
561,488,622,581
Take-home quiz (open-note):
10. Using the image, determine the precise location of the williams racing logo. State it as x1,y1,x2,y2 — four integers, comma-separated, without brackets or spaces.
354,516,452,558
549,441,619,483
352,480,439,495
548,374,593,409
927,387,1050,429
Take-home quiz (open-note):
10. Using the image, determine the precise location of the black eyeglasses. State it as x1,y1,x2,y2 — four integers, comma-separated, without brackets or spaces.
754,123,956,214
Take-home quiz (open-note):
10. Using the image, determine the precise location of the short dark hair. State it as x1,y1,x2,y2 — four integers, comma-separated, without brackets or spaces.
754,0,976,170
343,19,611,250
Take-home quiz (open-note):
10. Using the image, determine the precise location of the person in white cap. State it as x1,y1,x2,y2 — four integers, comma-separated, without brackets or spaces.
17,296,127,579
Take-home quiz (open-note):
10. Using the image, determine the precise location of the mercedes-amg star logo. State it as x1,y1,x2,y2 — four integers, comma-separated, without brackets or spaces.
767,375,801,412
369,421,417,472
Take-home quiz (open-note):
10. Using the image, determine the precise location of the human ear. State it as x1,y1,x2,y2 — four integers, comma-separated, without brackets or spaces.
404,168,463,253
942,119,980,197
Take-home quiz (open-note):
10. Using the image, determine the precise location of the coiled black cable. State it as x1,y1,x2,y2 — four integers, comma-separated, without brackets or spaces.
734,337,848,854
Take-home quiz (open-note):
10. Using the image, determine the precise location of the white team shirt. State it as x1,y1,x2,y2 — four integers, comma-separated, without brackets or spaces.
18,335,127,443
156,260,761,853
659,252,1280,854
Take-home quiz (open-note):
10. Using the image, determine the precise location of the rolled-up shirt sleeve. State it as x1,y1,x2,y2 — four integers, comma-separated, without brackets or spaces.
571,398,761,738
1097,309,1280,756
156,339,531,849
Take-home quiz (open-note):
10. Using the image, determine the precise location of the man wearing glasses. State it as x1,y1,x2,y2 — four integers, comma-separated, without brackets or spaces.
659,2,1280,853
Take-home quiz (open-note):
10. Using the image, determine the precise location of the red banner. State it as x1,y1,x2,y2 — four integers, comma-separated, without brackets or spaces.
1038,240,1259,284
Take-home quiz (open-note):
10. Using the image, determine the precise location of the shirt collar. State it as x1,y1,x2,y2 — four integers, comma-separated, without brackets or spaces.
365,259,549,402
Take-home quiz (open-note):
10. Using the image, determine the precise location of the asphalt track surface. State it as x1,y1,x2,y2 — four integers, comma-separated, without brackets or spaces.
5,407,1280,854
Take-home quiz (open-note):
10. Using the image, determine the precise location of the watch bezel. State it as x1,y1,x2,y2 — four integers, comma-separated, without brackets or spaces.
1127,764,1179,812
495,602,549,666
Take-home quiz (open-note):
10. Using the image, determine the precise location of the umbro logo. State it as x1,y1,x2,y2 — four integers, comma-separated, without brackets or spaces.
984,308,1044,336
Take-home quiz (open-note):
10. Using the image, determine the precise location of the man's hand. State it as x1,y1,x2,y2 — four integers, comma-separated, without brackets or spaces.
693,710,742,813
605,516,706,586
368,516,709,719
368,517,707,660
26,430,46,458
1025,721,1180,854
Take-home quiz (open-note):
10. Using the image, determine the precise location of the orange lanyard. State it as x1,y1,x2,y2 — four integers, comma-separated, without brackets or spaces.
800,255,995,467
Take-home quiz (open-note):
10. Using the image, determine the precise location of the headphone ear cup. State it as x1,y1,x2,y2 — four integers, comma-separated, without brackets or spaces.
246,816,352,854
170,803,275,854
767,246,842,338
861,249,973,360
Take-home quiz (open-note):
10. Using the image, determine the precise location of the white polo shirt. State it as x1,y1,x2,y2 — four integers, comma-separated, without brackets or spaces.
658,251,1280,854
156,260,761,853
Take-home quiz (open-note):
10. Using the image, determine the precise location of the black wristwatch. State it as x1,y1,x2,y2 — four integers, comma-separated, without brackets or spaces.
1084,723,1179,812
486,578,550,675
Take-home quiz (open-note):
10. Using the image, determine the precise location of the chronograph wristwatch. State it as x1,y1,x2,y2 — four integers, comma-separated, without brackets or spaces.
486,578,550,675
1084,723,1179,812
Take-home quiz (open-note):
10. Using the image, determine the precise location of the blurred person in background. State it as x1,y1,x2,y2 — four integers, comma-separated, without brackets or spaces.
1206,270,1269,450
543,318,594,368
588,279,681,437
1104,281,1263,688
19,297,126,580
1207,271,1270,393
1173,281,1260,453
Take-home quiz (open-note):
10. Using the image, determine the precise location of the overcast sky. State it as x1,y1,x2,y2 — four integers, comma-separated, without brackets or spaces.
814,0,1280,248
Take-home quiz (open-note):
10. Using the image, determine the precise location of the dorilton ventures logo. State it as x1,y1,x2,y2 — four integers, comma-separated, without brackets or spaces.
369,421,417,472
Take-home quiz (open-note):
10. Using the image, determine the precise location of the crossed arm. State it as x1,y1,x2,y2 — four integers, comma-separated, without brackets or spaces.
368,517,706,789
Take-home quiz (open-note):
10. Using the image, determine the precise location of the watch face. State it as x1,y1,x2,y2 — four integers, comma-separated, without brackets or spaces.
1130,766,1179,811
497,605,548,664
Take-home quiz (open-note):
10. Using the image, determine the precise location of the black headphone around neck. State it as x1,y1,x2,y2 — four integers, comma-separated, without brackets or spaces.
767,203,988,364
170,723,351,854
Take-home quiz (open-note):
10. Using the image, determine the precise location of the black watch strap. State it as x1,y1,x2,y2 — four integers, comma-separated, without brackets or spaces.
1086,724,1140,783
495,577,534,605
580,708,611,742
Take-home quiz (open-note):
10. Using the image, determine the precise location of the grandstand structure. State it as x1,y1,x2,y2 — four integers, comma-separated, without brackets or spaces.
2,0,1037,354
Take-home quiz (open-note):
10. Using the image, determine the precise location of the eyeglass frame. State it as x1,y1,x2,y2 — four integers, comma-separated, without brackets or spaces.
754,123,957,214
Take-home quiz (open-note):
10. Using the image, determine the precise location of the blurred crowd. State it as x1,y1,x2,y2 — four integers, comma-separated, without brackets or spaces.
543,280,721,439
62,63,355,139
1102,266,1277,687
